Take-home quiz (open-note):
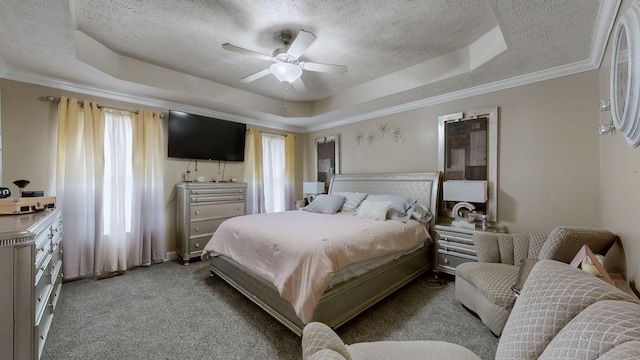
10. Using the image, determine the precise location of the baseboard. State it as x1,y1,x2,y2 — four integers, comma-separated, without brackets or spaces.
165,251,179,261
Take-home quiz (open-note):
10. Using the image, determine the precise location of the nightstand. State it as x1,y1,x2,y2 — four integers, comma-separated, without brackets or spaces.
433,218,506,276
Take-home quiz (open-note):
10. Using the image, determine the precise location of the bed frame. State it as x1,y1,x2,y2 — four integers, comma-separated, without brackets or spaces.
209,172,441,336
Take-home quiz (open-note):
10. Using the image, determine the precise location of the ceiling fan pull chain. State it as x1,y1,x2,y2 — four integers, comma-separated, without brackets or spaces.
284,87,288,109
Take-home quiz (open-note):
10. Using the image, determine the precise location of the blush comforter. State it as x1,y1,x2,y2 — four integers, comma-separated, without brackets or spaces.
201,210,429,323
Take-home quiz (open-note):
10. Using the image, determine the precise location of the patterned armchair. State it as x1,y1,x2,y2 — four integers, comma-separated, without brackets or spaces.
454,226,618,335
302,260,640,360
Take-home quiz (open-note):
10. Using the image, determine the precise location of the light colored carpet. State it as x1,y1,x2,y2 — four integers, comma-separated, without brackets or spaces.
41,260,498,360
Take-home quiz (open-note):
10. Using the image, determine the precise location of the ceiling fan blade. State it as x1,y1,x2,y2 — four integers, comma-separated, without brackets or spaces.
239,68,272,83
286,30,316,58
222,43,273,62
291,78,307,92
299,61,348,74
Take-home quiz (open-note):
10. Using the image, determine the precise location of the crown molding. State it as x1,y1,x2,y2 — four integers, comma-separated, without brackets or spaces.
305,59,599,132
589,0,621,67
1,68,305,133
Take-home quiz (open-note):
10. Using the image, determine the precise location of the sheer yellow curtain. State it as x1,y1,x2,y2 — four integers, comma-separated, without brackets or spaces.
56,97,104,279
284,133,295,210
244,128,265,214
130,110,166,266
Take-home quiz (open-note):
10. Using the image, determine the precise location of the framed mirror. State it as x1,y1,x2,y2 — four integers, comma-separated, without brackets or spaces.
315,135,340,193
610,1,640,147
438,107,498,221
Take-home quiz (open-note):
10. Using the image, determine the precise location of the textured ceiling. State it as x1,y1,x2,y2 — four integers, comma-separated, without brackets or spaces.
0,0,618,132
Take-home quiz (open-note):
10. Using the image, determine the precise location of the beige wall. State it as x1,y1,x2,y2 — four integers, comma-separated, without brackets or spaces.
597,0,640,288
306,71,602,233
0,79,303,253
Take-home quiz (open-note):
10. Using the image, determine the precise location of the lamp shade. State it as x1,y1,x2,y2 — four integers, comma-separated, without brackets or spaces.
303,182,324,194
443,180,488,203
270,62,302,84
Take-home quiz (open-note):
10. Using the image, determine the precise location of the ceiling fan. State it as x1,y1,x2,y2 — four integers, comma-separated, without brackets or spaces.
222,29,348,92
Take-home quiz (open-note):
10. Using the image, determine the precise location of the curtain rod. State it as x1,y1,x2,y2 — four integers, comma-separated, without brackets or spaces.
248,128,288,137
45,95,143,115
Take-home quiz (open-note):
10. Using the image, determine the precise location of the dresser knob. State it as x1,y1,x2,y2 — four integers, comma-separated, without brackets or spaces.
194,227,200,231
195,210,200,215
443,258,449,264
195,243,200,248
37,296,42,302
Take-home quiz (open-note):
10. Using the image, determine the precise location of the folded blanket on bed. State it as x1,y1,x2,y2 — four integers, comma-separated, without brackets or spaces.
202,210,429,323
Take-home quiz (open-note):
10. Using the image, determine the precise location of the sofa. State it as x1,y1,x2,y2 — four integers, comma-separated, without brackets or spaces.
455,226,618,335
301,259,640,360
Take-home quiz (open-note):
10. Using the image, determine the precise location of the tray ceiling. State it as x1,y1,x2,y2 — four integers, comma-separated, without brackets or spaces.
0,0,619,132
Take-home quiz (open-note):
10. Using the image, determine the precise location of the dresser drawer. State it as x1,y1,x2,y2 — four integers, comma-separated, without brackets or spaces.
189,237,208,254
191,187,246,196
436,251,477,274
190,218,226,236
191,202,245,220
437,239,477,256
436,230,474,245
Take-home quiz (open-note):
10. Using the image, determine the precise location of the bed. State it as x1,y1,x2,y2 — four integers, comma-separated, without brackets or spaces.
203,172,441,336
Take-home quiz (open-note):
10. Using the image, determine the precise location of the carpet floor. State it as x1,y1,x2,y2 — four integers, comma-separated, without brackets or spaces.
41,259,498,360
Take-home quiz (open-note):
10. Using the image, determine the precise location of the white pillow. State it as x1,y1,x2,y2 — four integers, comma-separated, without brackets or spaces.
356,200,392,221
303,194,346,214
365,195,417,222
333,192,368,212
411,201,433,223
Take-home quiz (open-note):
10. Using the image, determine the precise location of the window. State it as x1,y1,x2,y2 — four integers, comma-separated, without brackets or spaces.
102,109,134,234
262,133,285,212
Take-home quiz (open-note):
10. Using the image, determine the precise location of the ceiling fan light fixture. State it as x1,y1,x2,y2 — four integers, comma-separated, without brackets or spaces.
270,62,302,84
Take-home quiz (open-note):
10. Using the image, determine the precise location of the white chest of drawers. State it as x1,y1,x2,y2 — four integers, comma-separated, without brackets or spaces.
0,208,63,360
176,182,247,265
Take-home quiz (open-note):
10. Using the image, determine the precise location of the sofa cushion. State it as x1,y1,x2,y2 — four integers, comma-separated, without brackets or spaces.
538,227,617,263
495,260,639,360
456,262,519,309
539,300,640,359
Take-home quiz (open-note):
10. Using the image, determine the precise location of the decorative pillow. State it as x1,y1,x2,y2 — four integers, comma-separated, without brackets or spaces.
365,194,417,222
333,192,368,212
411,201,433,223
303,194,346,214
356,200,392,221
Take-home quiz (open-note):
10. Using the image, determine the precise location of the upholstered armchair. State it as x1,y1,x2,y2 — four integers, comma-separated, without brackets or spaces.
301,321,481,360
454,226,618,336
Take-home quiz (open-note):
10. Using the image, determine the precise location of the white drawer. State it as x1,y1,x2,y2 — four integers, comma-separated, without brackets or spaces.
436,251,477,273
191,202,245,220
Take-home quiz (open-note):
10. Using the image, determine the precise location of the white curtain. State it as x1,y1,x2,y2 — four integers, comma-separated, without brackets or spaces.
131,110,166,266
56,100,165,279
262,133,285,213
56,97,103,279
244,128,264,214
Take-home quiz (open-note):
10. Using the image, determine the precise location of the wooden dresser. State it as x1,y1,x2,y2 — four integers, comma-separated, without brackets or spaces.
0,208,63,360
176,182,247,264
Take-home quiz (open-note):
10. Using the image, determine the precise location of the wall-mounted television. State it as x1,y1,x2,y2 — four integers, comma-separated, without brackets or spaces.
168,110,246,162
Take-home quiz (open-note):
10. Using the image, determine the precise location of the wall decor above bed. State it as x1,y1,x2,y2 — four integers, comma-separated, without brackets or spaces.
438,107,498,222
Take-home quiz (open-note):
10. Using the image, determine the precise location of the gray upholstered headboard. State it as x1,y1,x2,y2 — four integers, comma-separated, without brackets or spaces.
328,172,441,230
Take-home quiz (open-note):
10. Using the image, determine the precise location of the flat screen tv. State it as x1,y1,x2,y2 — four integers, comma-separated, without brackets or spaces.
168,110,246,162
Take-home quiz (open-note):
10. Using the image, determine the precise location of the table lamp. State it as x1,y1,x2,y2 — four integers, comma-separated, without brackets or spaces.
443,180,488,229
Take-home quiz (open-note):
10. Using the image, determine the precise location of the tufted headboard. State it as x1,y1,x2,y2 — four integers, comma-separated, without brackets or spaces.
328,172,441,231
